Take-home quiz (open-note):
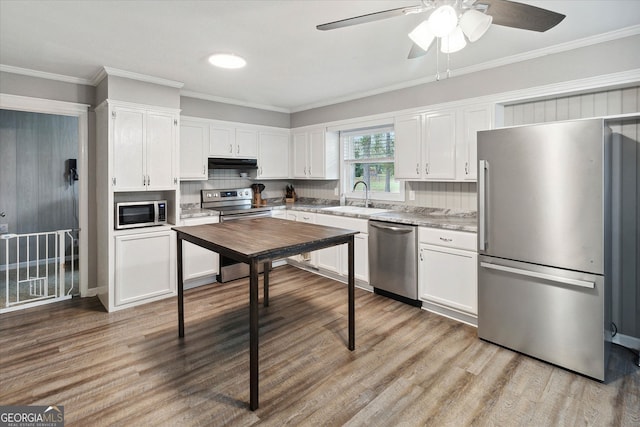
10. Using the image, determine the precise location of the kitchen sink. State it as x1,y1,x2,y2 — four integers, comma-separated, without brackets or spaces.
321,206,390,215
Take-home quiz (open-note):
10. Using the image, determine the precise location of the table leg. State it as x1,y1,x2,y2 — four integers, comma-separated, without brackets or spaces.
263,261,270,307
177,235,184,338
249,258,259,410
348,236,355,351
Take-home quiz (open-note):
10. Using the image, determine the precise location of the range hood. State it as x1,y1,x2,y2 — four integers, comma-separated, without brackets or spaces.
208,157,258,169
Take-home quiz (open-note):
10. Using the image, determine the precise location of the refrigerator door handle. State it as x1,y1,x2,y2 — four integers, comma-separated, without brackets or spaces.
480,262,595,289
478,160,488,251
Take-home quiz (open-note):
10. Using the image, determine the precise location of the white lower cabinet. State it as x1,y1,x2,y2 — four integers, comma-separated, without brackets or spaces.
181,216,220,286
286,211,317,265
114,229,176,306
418,227,477,322
315,214,369,284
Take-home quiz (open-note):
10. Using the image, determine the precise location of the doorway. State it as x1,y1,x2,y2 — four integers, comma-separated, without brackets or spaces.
0,94,88,312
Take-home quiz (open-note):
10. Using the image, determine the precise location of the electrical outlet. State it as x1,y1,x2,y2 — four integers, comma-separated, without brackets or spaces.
409,190,416,201
334,187,339,196
0,223,8,234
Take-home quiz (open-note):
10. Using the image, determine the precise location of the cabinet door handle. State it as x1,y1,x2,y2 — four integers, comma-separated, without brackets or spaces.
112,177,116,186
439,237,453,242
202,165,206,175
419,248,424,261
143,175,146,186
236,145,240,155
229,144,233,153
416,163,419,174
174,177,177,184
425,164,430,174
465,162,469,175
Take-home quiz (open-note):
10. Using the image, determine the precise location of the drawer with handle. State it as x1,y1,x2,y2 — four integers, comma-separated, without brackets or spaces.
418,227,476,251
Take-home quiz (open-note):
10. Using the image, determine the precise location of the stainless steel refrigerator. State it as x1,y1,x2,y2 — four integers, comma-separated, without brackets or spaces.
477,119,613,381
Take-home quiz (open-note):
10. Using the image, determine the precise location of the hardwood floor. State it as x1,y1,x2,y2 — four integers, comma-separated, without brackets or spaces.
1,265,638,426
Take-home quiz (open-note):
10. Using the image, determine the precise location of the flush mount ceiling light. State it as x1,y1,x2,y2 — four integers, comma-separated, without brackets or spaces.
208,53,247,69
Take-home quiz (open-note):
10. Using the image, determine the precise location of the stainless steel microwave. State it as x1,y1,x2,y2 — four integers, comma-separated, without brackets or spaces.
115,200,167,229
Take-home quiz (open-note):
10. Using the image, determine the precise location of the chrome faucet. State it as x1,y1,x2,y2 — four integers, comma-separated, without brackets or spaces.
352,180,370,208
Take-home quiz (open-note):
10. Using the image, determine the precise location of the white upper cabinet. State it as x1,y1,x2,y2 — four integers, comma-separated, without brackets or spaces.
112,105,177,191
395,104,498,182
394,114,423,179
180,119,209,180
395,110,455,180
291,127,339,179
292,132,308,178
423,110,456,180
209,124,257,158
257,130,290,179
235,128,258,158
456,104,494,181
209,124,235,157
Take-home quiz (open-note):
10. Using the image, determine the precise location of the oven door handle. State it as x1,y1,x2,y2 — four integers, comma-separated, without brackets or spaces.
222,212,272,221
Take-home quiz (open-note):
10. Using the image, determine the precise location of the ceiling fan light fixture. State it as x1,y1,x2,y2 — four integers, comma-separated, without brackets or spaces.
428,5,458,37
408,20,435,51
460,9,492,42
208,53,247,69
440,26,467,53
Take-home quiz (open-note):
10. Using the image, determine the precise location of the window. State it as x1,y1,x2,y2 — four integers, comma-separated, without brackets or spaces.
342,125,404,202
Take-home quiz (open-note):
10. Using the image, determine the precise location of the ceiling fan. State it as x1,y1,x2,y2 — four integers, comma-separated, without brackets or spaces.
317,0,565,59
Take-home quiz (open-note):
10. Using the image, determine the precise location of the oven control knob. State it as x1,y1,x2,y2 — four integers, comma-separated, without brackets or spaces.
206,193,212,198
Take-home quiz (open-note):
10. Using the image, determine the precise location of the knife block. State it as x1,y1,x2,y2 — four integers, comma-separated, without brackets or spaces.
252,193,264,207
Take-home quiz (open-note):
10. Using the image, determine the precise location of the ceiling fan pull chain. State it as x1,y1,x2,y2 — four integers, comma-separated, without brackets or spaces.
435,38,441,81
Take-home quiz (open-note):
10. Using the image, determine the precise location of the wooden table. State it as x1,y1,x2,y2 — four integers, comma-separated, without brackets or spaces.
172,217,357,410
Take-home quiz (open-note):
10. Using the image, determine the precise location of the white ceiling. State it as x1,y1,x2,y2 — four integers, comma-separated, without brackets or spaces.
1,1,639,113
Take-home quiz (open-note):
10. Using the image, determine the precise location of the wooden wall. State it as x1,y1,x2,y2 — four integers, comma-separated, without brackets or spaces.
0,110,79,262
504,87,640,341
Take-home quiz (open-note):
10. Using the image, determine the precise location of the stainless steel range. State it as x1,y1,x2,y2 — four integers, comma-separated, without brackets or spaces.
201,188,272,282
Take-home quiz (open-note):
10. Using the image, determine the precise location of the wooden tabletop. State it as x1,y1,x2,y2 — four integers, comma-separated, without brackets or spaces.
173,217,358,263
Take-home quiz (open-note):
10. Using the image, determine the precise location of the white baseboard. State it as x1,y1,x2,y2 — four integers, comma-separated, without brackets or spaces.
421,301,478,327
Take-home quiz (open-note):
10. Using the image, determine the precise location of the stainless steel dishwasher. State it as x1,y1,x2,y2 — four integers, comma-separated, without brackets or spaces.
368,220,420,306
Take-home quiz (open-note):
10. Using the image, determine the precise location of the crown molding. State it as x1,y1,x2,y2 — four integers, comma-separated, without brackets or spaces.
96,66,184,88
290,25,640,113
180,90,290,114
2,25,638,115
0,64,94,86
0,93,90,115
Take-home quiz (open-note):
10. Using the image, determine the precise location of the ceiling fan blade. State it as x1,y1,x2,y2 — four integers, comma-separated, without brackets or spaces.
478,0,565,32
317,5,422,31
408,42,428,59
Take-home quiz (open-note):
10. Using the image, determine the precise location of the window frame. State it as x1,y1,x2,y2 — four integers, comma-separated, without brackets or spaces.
340,125,405,203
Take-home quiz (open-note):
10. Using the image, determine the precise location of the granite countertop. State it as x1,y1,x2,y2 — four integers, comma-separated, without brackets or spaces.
278,200,477,233
180,206,220,219
181,199,477,232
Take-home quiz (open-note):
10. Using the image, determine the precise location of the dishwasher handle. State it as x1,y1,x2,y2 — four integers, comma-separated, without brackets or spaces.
369,221,414,234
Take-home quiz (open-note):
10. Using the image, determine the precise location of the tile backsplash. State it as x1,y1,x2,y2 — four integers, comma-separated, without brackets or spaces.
180,169,290,205
181,169,476,211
